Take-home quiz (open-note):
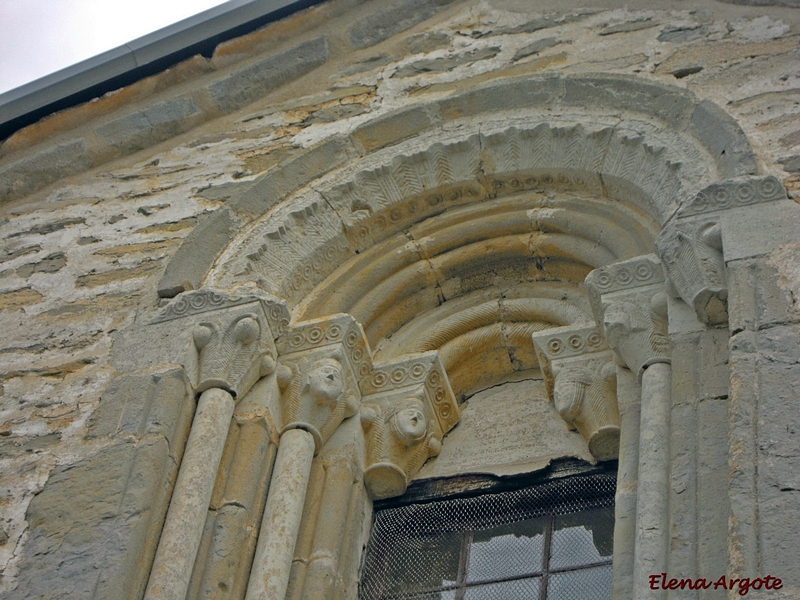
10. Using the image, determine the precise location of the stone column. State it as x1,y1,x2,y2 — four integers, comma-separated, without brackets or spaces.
144,291,277,600
283,351,460,599
246,315,370,600
612,364,641,600
586,255,671,600
247,428,316,600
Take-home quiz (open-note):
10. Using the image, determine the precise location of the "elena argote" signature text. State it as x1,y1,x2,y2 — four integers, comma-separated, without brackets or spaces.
649,573,782,596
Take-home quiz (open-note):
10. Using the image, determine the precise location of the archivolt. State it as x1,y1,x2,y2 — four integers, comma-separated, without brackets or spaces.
185,74,756,395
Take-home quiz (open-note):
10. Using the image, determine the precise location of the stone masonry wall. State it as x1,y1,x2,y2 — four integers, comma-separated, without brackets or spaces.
2,0,800,595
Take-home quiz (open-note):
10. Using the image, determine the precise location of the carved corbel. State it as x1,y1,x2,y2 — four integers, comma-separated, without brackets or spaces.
358,352,459,500
585,255,670,378
275,314,371,453
532,324,620,461
656,175,788,326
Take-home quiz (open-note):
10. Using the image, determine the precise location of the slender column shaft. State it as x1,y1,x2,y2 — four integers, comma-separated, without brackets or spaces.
246,427,316,600
612,366,641,600
302,459,355,598
634,363,671,599
145,387,236,600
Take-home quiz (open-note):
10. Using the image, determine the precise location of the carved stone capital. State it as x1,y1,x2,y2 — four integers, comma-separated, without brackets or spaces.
655,176,787,326
586,255,670,377
359,352,458,500
532,324,620,461
155,289,284,398
276,314,370,453
656,218,727,326
676,175,786,219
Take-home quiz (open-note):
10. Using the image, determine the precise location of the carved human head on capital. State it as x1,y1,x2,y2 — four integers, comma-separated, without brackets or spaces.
388,399,430,447
553,366,592,421
306,357,345,406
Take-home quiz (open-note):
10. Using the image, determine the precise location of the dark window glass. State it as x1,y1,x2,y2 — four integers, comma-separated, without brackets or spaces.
360,473,615,600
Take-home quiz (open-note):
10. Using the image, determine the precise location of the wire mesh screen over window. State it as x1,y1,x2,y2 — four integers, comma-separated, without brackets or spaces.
359,473,616,600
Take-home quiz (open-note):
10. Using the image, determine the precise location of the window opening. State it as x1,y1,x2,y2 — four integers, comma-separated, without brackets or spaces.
359,472,615,600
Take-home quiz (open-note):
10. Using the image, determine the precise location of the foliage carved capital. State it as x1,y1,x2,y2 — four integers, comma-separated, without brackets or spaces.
656,218,727,326
154,289,285,398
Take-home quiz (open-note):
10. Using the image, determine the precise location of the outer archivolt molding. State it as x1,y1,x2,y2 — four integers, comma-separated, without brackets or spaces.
211,124,681,307
158,73,755,300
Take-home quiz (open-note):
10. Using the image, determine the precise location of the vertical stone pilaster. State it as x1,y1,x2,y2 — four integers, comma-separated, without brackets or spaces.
613,365,641,600
660,176,800,593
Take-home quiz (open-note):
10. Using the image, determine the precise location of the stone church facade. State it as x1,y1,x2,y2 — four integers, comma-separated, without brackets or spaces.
1,0,799,598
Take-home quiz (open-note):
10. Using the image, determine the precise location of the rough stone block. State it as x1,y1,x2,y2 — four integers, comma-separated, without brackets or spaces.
351,106,433,152
754,325,800,577
347,0,456,50
86,369,192,442
406,31,451,54
727,257,797,333
415,379,593,480
232,137,354,219
392,46,500,78
727,332,759,579
667,294,704,335
95,96,202,152
14,252,67,277
668,402,697,577
717,0,800,6
158,207,238,298
437,75,563,120
721,199,800,261
696,398,729,580
513,37,561,61
563,74,695,130
671,328,730,403
7,435,181,600
0,139,92,200
690,100,758,178
207,37,329,113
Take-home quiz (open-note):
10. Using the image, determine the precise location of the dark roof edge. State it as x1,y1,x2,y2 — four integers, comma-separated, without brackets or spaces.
0,0,325,141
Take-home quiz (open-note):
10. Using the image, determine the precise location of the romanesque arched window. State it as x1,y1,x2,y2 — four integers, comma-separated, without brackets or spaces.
101,74,794,600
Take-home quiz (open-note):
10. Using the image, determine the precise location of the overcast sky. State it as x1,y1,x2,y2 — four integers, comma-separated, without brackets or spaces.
0,0,231,95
